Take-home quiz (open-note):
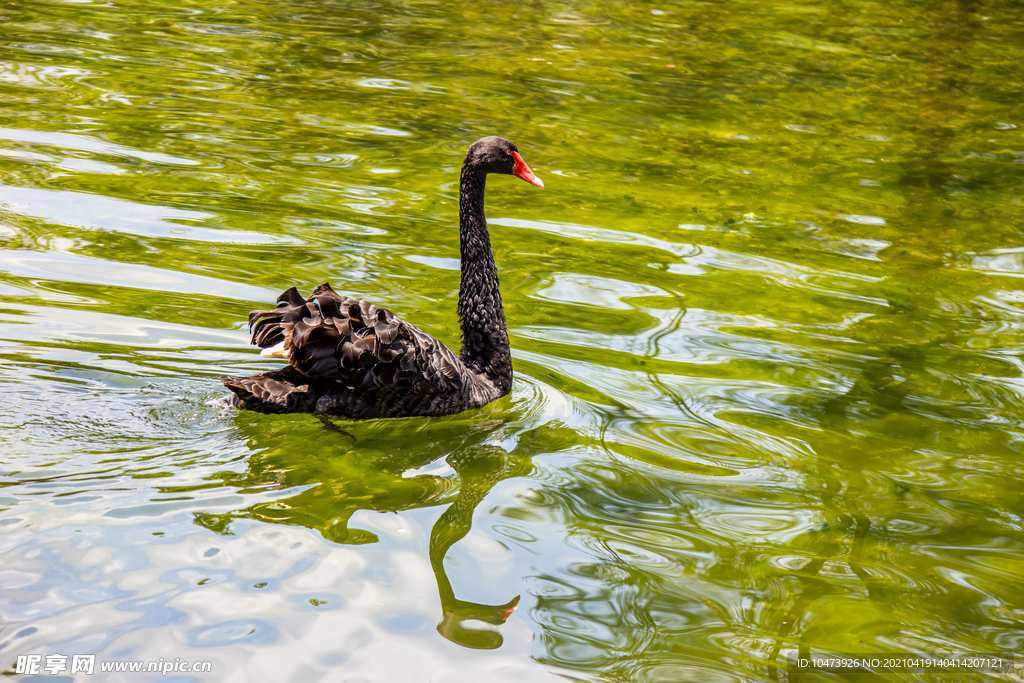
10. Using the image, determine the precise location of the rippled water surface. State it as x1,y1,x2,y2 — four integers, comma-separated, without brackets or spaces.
2,0,1024,680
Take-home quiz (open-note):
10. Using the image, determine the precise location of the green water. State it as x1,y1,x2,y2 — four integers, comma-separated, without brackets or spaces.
1,0,1023,680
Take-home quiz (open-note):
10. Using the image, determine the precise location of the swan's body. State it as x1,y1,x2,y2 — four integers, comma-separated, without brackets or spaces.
220,136,542,418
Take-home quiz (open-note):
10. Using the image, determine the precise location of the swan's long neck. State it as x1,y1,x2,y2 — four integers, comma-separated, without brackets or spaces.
457,163,512,395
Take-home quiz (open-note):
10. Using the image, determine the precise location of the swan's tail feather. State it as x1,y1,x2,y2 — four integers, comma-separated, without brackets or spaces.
221,368,320,413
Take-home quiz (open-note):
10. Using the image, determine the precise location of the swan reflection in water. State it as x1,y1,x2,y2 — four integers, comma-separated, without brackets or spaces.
200,413,556,649
429,446,528,649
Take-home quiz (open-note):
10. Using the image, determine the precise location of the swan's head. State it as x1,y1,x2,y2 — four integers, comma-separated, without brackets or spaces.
466,136,544,188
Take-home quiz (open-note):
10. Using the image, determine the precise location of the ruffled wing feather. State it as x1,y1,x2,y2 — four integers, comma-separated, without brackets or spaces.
248,282,465,393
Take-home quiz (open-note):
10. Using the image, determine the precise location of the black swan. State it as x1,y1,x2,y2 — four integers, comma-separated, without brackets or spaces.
220,136,543,418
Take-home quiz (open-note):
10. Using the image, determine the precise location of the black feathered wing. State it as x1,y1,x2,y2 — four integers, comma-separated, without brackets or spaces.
247,283,466,394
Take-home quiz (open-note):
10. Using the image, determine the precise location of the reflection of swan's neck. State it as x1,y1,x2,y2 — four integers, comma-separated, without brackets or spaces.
429,448,521,649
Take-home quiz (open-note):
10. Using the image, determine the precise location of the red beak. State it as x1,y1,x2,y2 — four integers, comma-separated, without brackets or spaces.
511,151,544,188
